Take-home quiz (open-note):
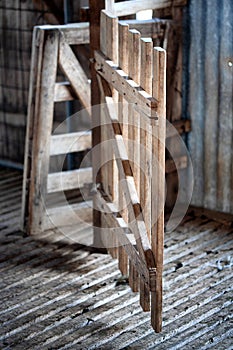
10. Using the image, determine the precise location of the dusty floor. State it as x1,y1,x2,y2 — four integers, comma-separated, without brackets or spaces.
0,167,232,349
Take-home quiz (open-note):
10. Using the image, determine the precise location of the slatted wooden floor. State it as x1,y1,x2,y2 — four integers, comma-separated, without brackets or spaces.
0,167,232,349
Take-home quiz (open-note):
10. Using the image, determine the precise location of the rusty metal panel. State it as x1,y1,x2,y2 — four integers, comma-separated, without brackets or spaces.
186,0,233,213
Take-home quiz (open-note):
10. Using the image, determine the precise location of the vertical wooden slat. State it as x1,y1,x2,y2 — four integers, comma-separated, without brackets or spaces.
128,29,141,293
99,11,111,253
128,29,141,190
28,29,59,234
100,10,119,257
151,47,166,332
105,11,118,206
106,12,118,258
21,27,45,233
99,10,108,197
140,38,153,239
101,10,118,64
119,22,129,173
139,37,153,312
98,82,113,252
118,22,129,276
119,23,129,73
100,10,118,202
217,0,233,213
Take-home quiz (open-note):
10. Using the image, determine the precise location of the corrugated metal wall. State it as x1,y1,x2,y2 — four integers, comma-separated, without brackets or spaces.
186,0,233,214
0,0,88,166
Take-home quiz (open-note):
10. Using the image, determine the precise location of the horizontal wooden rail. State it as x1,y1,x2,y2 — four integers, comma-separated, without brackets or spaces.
47,167,92,193
35,22,90,45
50,131,91,156
42,200,92,230
112,0,187,17
119,19,172,39
95,51,158,118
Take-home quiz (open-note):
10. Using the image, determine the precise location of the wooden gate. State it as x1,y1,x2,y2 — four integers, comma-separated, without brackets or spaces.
21,23,92,235
94,8,166,332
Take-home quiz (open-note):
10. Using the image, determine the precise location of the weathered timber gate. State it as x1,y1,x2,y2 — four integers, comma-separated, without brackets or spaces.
21,0,186,333
21,23,92,234
94,6,166,332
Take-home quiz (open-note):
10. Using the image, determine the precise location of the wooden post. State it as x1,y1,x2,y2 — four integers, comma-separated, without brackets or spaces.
28,28,59,234
89,0,105,248
21,27,45,232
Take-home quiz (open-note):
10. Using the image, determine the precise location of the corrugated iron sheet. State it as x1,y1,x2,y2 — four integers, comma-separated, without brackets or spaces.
185,0,233,213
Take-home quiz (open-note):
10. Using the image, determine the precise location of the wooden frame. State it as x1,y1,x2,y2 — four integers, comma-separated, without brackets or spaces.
21,0,187,334
94,9,166,332
21,23,92,235
105,0,187,17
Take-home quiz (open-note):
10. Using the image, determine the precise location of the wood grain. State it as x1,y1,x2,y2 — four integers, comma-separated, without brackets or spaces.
28,28,59,235
95,51,158,117
50,131,91,156
89,0,105,248
113,0,187,17
118,22,129,276
140,37,153,311
151,47,166,332
21,24,93,235
59,36,91,110
21,27,46,233
47,168,92,193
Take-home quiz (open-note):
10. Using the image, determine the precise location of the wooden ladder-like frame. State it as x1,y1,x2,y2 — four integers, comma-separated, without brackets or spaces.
21,23,92,235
